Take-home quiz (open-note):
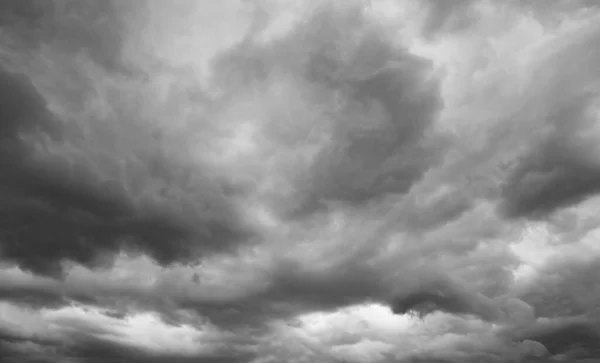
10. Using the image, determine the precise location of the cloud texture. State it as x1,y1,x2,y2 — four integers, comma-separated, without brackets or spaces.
1,0,600,362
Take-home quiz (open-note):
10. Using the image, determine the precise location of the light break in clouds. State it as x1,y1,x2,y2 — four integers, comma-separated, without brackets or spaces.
1,0,600,362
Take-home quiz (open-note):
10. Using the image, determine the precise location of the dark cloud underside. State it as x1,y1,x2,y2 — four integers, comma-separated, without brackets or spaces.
501,135,600,219
0,4,254,277
2,1,600,362
501,98,600,219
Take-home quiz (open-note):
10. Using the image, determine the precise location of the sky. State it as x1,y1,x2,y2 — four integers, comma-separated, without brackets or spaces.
1,0,600,362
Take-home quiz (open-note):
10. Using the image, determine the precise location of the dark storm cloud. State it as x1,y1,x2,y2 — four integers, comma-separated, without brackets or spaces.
213,2,445,217
302,60,443,214
0,240,518,337
504,316,600,359
5,1,600,362
532,321,600,359
388,274,505,322
0,50,252,276
0,341,60,363
0,64,56,142
0,284,66,309
509,256,600,359
392,290,479,319
500,22,600,220
299,7,445,216
177,260,386,328
501,130,600,220
519,257,600,319
398,191,474,233
0,266,107,310
126,197,522,332
0,311,59,361
248,250,392,319
500,93,600,220
173,256,519,331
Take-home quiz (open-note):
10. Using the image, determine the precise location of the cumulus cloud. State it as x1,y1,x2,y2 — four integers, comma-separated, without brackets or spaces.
2,0,600,362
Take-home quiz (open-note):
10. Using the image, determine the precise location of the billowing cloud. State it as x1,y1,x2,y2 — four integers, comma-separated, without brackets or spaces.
500,20,600,220
2,0,600,362
209,1,446,218
0,4,256,277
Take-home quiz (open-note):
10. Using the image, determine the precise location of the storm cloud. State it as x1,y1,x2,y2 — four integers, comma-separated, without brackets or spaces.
500,21,600,220
210,2,446,218
2,1,600,362
0,4,255,278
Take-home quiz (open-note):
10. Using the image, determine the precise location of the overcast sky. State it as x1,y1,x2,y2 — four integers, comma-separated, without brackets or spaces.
1,0,600,362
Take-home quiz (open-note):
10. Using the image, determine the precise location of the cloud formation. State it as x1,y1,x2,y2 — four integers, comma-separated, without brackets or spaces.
2,0,600,362
0,2,256,278
500,20,600,220
210,2,446,218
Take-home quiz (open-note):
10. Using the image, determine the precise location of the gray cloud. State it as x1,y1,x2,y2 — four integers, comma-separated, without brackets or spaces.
417,0,600,40
212,2,446,218
2,1,600,362
0,0,137,73
59,340,252,363
418,0,477,39
0,337,252,363
506,253,600,359
504,316,600,360
0,6,255,278
390,286,500,322
519,257,600,320
170,253,524,332
500,102,600,220
514,0,600,27
0,301,256,363
500,21,600,220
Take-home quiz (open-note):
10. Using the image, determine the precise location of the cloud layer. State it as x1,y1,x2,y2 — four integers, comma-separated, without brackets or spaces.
2,0,600,362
